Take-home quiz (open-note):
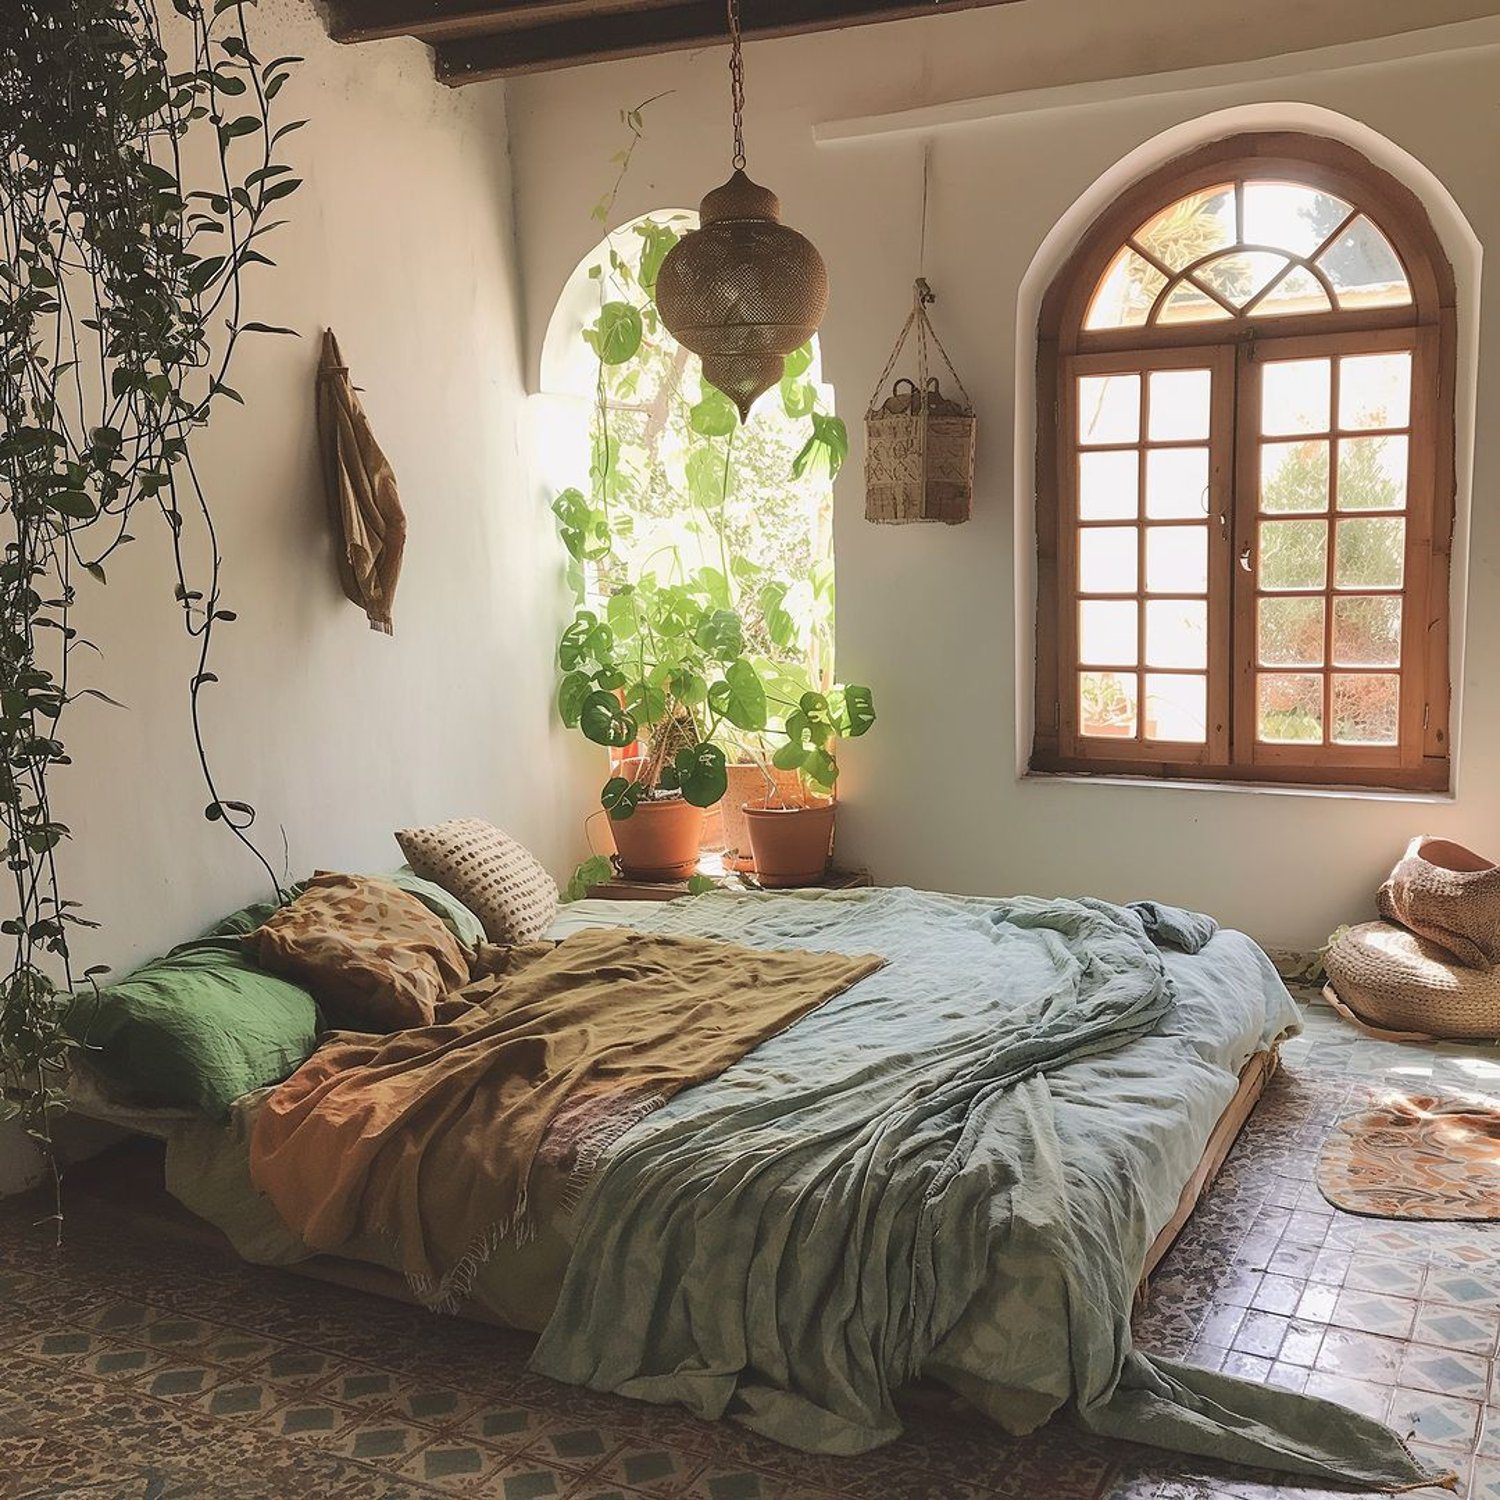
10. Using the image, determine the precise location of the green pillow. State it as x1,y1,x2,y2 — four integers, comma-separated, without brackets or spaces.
65,935,319,1120
64,868,485,1119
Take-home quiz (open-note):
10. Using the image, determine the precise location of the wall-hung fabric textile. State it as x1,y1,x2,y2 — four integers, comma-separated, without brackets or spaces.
316,328,406,634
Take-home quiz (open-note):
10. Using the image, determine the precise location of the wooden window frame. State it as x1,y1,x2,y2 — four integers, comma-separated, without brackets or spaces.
1033,132,1456,792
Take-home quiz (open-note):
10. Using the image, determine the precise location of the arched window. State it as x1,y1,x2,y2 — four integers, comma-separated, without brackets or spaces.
539,212,837,666
536,210,842,807
1032,133,1455,791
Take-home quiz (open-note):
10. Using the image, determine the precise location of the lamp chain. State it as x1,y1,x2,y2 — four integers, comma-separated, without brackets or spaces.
727,0,746,170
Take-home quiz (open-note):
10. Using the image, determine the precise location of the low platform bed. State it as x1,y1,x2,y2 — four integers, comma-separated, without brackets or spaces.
70,888,1314,1428
68,887,1432,1489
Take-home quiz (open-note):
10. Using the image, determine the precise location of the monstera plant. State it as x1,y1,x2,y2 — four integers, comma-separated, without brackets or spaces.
0,0,299,1220
557,576,874,885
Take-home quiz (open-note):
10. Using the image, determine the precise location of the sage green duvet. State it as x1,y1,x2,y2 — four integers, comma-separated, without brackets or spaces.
533,889,1437,1491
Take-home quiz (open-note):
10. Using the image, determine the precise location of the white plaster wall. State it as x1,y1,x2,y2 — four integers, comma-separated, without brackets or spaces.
36,0,580,977
505,4,1500,951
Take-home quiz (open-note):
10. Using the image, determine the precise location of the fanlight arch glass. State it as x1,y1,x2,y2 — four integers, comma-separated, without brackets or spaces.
1085,180,1412,331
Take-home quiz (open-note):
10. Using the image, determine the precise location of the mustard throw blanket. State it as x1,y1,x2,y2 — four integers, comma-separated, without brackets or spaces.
248,926,883,1307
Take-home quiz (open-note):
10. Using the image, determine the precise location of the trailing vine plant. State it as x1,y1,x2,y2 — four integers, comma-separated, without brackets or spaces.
552,104,872,896
0,0,301,1224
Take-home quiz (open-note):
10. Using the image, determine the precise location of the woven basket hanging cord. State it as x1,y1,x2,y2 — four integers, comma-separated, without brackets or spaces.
866,147,972,421
865,281,974,417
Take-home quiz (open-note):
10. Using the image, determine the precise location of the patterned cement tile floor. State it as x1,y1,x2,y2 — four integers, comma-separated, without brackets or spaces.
2,991,1500,1500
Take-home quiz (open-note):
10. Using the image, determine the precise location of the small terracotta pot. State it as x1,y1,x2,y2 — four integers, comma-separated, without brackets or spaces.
721,764,807,871
743,799,836,888
611,796,706,881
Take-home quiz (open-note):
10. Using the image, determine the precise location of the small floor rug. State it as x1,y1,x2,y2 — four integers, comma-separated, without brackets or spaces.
1318,1090,1500,1220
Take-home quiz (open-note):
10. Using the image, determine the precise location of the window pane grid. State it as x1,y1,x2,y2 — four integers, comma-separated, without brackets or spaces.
1253,349,1412,748
1078,517,1211,526
1086,177,1413,331
1074,364,1212,745
1074,439,1209,453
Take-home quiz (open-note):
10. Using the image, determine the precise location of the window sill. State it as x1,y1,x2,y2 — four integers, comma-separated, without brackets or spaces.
1020,768,1456,804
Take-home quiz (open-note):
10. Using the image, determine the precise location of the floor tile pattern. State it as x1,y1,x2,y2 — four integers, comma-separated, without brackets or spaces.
2,993,1499,1498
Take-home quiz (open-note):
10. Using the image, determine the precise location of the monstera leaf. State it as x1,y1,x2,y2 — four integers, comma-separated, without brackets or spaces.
694,608,743,663
579,691,636,747
674,742,728,807
841,684,876,737
707,658,767,732
601,776,643,820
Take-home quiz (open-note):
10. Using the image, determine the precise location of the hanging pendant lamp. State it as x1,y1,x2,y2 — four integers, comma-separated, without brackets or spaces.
655,0,829,421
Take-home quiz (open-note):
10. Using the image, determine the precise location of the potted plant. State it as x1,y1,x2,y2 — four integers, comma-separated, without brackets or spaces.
557,580,747,879
740,668,875,887
720,757,805,871
557,579,876,886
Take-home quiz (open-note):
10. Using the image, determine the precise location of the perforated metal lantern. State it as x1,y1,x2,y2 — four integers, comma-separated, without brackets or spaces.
655,169,829,421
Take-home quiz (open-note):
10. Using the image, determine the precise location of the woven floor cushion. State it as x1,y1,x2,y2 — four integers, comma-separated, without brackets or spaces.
1325,919,1500,1041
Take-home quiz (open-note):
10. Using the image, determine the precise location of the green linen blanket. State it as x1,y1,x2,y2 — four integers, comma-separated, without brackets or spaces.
532,889,1441,1492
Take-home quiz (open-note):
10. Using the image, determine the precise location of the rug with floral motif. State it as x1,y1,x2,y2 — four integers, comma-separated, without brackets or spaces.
1318,1090,1500,1219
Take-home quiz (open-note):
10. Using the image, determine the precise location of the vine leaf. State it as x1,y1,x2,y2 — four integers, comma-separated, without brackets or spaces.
562,854,614,902
585,301,643,365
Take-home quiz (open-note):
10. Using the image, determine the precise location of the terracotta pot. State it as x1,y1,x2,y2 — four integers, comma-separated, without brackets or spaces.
611,796,706,881
720,764,807,871
743,799,836,888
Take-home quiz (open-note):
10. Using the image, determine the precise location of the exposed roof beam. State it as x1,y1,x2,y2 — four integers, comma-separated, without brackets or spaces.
330,0,683,47
430,0,1024,84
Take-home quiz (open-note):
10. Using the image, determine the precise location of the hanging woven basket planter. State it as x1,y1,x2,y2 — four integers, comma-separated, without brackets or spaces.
865,278,976,525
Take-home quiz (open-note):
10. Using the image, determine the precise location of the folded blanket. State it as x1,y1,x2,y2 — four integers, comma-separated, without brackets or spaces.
248,926,883,1307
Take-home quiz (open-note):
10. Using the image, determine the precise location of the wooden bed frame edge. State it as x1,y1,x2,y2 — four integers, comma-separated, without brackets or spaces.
1139,1046,1278,1290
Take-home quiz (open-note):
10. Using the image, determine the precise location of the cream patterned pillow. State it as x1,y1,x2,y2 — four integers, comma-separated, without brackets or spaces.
395,819,558,945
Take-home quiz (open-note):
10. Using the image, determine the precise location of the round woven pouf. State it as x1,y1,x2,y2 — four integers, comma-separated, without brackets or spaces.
1325,920,1500,1040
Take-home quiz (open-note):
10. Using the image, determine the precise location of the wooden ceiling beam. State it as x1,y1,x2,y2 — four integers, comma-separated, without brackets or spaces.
429,0,1025,84
330,0,682,47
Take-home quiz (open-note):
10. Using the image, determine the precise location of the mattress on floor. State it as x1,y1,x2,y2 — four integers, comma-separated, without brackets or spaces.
163,892,1300,1336
162,899,669,1330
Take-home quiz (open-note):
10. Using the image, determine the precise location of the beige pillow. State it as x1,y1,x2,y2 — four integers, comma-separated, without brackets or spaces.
395,819,558,945
247,872,470,1032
